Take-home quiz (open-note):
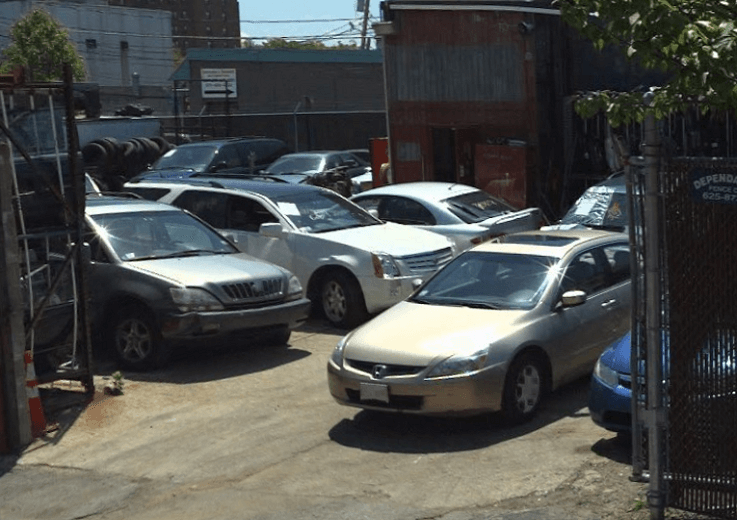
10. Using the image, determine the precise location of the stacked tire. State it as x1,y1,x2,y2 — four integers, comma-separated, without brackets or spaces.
83,136,174,191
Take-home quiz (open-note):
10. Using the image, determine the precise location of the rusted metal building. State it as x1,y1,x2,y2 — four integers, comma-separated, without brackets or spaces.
375,0,666,218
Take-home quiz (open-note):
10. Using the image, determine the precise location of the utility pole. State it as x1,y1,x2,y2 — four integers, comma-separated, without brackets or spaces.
360,0,371,50
0,141,33,452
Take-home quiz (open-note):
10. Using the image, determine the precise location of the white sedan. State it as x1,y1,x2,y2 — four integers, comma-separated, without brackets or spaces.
351,182,545,251
124,178,457,329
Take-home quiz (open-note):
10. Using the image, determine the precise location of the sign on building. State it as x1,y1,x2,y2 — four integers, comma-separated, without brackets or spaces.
201,68,237,99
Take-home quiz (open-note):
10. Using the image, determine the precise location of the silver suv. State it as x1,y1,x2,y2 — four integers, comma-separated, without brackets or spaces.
85,196,311,370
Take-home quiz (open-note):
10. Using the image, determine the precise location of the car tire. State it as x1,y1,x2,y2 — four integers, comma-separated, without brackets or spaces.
501,352,547,424
320,271,368,329
108,305,169,371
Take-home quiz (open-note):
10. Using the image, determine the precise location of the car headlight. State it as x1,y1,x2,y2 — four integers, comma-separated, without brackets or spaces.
331,335,348,367
371,252,401,278
285,275,304,301
426,348,488,378
170,287,224,312
593,357,620,387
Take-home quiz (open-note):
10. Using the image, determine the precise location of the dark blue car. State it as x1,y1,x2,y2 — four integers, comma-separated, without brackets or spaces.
589,331,633,433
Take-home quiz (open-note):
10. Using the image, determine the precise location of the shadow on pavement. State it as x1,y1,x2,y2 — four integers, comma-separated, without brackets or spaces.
591,434,634,465
328,375,593,454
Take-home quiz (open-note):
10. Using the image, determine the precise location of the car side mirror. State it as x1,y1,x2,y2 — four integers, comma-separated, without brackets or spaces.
259,222,286,238
411,278,424,290
368,208,381,220
560,290,586,307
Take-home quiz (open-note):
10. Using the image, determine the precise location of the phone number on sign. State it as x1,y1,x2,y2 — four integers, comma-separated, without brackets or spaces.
702,191,737,202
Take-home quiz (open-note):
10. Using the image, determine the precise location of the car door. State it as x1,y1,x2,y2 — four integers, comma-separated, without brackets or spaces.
222,194,295,273
547,243,632,380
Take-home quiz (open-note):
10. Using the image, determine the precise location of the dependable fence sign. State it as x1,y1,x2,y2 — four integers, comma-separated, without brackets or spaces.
201,69,237,99
690,169,737,205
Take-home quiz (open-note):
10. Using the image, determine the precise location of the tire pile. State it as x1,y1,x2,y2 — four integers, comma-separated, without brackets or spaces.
83,136,174,191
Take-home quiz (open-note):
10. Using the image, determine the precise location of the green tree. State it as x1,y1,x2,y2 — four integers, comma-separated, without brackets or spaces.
559,0,737,126
259,38,359,50
0,9,86,82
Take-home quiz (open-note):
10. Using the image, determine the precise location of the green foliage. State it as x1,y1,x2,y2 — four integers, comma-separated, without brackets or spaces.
258,38,359,50
559,0,737,126
0,9,86,82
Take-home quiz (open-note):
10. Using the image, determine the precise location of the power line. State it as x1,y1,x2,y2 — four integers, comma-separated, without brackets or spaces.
242,18,356,24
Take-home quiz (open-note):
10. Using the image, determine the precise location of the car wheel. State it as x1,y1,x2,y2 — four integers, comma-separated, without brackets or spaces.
108,305,169,371
320,271,368,329
502,352,546,424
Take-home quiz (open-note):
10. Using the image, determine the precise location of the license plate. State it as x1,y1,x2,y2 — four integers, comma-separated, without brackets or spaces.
360,382,389,403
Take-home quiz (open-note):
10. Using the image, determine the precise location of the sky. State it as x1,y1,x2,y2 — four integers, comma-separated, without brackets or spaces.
239,0,380,47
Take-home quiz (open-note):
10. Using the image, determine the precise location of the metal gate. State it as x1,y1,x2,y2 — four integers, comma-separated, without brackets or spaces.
631,151,737,518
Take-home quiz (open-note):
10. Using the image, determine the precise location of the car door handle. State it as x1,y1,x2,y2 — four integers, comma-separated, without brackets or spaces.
601,299,618,308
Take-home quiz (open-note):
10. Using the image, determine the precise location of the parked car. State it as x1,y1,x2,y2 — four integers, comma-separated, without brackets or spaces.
327,228,632,422
262,150,371,191
544,173,632,233
132,137,290,180
345,148,370,164
589,330,737,435
589,331,634,433
84,196,311,370
123,178,457,329
351,182,545,251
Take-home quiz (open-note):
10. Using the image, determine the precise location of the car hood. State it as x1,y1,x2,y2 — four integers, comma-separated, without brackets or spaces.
126,253,285,285
344,301,527,365
323,222,452,255
599,331,632,375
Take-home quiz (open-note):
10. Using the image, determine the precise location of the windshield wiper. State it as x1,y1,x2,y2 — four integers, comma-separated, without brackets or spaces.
140,249,222,260
461,301,502,309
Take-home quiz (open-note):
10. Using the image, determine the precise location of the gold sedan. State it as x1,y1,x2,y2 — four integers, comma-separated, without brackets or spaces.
327,229,631,423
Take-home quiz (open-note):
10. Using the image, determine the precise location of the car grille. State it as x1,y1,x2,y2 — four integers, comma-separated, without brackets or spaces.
221,277,284,304
399,247,454,275
347,359,425,377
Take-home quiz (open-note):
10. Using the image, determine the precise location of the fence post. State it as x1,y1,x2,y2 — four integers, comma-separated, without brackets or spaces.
642,94,665,520
0,141,33,451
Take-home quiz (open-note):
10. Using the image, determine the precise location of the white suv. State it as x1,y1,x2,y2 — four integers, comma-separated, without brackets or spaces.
125,178,457,328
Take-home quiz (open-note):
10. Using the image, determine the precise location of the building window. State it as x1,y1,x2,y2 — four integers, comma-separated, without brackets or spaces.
120,41,129,50
85,39,97,49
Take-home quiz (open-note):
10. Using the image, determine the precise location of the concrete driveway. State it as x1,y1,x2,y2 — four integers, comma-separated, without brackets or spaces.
0,319,633,520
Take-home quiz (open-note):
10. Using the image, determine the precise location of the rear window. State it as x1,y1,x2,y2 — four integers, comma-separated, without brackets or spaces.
445,191,517,223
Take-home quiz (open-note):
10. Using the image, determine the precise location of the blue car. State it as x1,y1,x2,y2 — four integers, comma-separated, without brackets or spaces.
589,331,633,433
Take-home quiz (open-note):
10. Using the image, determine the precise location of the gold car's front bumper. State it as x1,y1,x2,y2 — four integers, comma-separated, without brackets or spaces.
327,359,507,417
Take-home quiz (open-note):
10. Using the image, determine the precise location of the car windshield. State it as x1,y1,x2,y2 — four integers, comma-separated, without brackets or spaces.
272,189,380,233
265,155,325,174
410,251,558,310
151,145,218,172
90,210,236,261
559,190,629,231
445,191,517,223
